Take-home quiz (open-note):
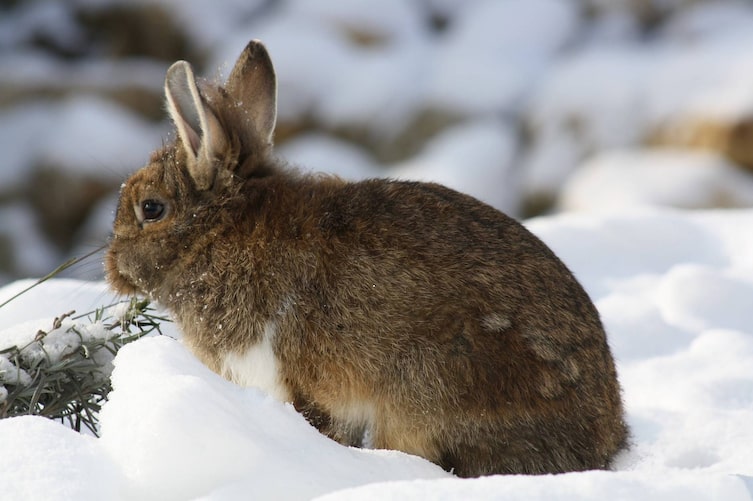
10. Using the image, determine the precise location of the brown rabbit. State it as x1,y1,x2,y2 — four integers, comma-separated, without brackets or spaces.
106,40,628,477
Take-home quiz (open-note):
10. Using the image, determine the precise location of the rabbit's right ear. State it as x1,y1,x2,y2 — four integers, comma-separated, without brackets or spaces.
165,61,227,191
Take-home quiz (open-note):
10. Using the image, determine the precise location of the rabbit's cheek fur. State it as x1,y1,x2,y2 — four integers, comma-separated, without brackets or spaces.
107,237,164,298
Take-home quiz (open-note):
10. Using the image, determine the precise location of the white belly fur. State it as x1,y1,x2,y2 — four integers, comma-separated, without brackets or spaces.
220,320,290,402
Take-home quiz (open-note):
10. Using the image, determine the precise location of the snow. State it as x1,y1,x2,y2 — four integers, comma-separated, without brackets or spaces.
222,14,355,123
278,133,382,180
0,356,32,387
3,0,753,498
279,120,519,213
559,149,753,211
316,470,751,501
99,337,447,501
284,0,423,43
0,278,119,327
0,54,167,93
391,119,519,212
0,0,81,49
1,318,113,367
0,281,123,397
0,96,165,185
0,417,124,501
522,20,753,202
2,208,753,500
426,0,580,115
220,0,582,133
0,205,60,278
660,1,753,45
36,96,165,177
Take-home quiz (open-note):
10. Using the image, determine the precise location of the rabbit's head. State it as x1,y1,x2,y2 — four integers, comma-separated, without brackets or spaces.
106,40,278,299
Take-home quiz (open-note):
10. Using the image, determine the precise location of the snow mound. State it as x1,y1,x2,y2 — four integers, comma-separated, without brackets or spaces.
0,96,164,184
278,133,382,180
0,278,119,327
559,149,753,211
316,469,752,501
0,416,124,501
1,208,752,500
99,337,447,501
391,119,518,212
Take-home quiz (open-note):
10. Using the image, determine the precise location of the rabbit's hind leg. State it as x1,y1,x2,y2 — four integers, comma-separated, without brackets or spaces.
294,394,372,447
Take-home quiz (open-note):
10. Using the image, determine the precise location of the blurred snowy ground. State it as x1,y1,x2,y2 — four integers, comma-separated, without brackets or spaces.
2,0,753,283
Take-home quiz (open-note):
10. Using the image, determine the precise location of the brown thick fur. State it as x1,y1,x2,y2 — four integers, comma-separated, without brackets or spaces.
106,39,629,477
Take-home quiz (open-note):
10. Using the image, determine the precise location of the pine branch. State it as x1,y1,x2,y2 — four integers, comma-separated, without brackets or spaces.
0,297,168,436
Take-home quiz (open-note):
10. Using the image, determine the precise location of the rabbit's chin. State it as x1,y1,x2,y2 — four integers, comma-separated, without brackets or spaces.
105,251,146,297
106,269,142,297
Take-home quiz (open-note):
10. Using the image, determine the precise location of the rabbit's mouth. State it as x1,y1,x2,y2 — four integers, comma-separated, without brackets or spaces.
105,244,170,304
109,270,140,296
106,267,140,296
104,247,141,296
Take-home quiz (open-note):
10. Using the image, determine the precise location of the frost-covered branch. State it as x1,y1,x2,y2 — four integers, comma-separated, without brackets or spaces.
0,298,167,435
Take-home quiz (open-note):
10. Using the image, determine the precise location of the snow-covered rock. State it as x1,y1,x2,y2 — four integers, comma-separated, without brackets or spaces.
427,0,581,115
558,149,753,211
391,119,519,213
278,133,382,180
522,19,753,205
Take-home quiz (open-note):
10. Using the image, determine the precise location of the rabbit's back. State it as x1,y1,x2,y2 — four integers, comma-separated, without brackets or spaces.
201,175,628,476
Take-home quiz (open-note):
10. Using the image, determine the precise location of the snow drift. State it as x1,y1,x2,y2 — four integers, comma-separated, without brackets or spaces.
1,208,752,500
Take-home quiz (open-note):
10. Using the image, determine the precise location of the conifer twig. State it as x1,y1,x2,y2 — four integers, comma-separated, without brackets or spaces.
0,297,169,435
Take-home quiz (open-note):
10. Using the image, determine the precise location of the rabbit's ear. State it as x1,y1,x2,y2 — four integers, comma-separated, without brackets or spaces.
225,40,277,146
165,61,227,191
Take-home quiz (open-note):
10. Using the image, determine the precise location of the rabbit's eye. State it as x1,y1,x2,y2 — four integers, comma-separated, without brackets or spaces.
141,200,165,222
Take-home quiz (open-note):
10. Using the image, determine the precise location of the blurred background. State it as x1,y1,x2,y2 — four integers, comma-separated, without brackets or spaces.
1,0,753,285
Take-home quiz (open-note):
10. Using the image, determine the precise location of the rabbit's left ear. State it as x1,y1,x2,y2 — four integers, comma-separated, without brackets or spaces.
225,40,277,147
165,60,226,191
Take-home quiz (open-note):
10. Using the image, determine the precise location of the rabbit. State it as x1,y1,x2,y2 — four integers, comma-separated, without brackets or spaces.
106,39,628,478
